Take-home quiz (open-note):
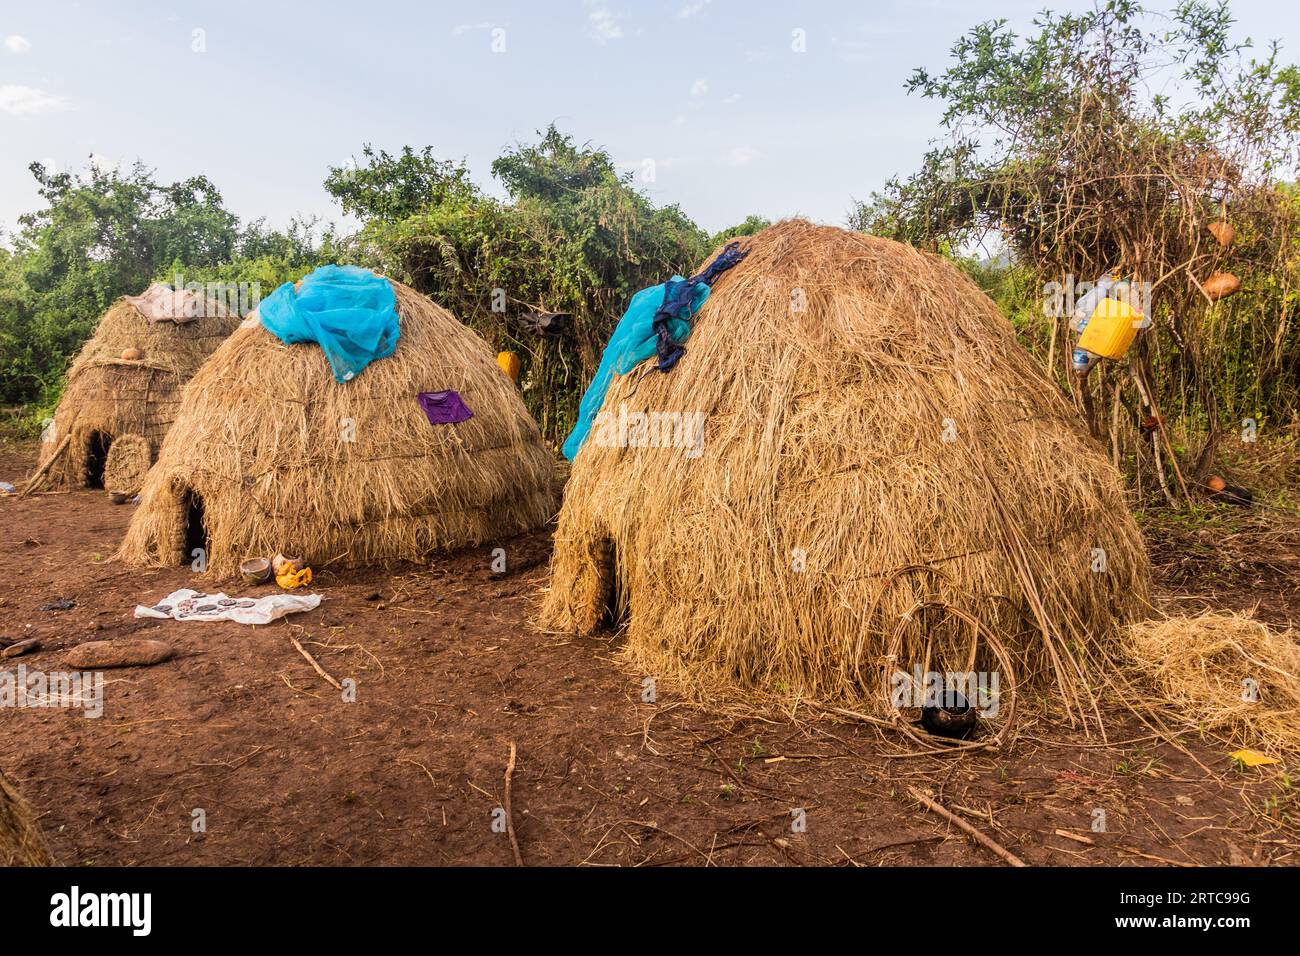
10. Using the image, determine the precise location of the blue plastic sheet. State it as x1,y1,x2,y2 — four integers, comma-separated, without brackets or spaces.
260,265,400,383
561,279,710,461
561,242,750,461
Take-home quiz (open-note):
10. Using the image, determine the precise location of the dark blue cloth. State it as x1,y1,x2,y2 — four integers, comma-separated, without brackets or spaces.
652,241,749,371
563,241,752,460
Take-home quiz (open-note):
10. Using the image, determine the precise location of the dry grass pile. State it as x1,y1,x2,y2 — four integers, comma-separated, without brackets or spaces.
0,769,53,866
33,293,241,490
1124,612,1300,752
103,433,153,495
119,279,557,577
541,220,1150,721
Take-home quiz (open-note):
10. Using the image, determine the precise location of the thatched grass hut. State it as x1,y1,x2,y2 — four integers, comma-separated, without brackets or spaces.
33,288,241,491
541,220,1150,717
119,278,557,577
0,768,53,866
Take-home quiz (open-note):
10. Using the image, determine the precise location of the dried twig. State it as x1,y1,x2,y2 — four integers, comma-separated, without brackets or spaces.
908,786,1027,867
288,632,342,690
504,742,524,866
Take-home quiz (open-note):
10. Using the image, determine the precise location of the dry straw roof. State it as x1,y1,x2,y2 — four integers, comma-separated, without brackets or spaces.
119,278,557,577
0,769,53,866
34,291,241,490
541,219,1151,723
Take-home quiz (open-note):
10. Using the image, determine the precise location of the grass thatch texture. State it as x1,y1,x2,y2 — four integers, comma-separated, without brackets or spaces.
1125,612,1300,752
103,433,153,495
35,297,240,489
119,281,558,577
0,769,53,867
541,220,1150,718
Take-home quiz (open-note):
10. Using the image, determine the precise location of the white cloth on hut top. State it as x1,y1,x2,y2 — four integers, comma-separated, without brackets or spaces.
135,588,321,625
125,283,218,325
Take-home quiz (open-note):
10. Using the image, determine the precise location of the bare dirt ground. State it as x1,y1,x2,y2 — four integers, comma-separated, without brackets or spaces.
2,435,1297,867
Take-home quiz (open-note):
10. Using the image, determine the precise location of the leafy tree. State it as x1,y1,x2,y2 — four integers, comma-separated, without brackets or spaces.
324,145,478,222
0,160,326,413
333,125,710,442
854,0,1300,496
711,215,771,247
0,245,42,406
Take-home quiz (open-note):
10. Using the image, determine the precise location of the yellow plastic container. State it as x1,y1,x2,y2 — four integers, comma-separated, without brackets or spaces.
1077,298,1143,360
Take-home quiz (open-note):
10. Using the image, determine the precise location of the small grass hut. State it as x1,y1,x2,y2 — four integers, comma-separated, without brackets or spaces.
119,276,557,577
0,768,53,867
541,220,1151,719
32,285,241,493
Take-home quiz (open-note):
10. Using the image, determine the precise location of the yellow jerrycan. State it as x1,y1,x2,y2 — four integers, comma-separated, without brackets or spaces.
1077,297,1143,360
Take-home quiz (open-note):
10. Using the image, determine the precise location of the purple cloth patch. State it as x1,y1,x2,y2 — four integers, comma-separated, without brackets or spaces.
418,390,473,425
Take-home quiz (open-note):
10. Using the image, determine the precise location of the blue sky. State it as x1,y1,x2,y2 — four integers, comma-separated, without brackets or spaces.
2,0,1298,241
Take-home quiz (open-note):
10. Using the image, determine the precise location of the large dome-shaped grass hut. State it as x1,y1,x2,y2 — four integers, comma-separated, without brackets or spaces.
119,272,557,577
541,220,1150,717
32,285,242,493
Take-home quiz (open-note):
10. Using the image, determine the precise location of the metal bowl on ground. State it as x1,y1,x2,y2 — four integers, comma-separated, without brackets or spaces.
240,557,272,586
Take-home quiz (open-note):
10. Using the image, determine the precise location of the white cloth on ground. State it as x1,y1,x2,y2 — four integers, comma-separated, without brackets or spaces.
134,588,321,625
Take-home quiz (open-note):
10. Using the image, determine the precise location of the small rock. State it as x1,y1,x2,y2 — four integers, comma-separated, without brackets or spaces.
65,639,173,669
38,598,76,612
2,639,41,658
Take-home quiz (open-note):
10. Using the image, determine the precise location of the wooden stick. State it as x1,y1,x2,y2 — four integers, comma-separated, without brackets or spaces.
1118,845,1200,867
1186,269,1214,306
1129,361,1189,506
288,634,342,690
806,700,896,729
908,786,1026,867
504,742,523,866
20,434,71,497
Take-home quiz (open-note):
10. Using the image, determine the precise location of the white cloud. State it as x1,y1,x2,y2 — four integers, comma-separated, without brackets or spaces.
725,146,757,166
721,92,742,106
0,84,69,115
690,78,708,97
3,34,32,54
586,7,624,44
678,0,711,18
451,22,494,35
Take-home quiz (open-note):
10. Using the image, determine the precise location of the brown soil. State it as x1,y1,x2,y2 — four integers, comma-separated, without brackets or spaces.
1,436,1296,866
